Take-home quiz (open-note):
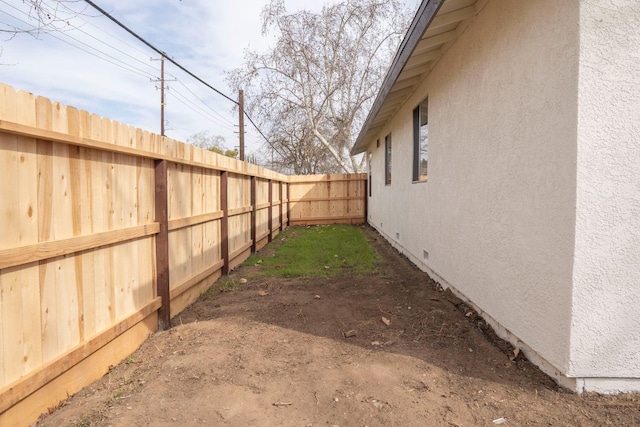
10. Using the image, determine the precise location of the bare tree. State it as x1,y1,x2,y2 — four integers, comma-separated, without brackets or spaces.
265,105,342,174
228,0,411,174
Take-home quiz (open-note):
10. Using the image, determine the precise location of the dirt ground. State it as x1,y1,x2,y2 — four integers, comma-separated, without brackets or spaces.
37,226,640,427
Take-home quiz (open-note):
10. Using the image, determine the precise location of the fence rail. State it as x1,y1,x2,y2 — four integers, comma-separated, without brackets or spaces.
0,83,365,426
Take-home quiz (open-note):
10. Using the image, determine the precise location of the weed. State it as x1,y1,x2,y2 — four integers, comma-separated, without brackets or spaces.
218,279,239,290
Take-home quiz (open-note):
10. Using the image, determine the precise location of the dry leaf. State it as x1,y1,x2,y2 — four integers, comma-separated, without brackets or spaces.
314,295,321,300
509,347,520,361
371,341,381,346
239,278,248,284
257,290,269,296
381,316,390,326
343,330,357,338
324,265,330,269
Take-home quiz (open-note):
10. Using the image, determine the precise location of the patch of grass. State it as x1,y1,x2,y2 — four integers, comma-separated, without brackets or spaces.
201,278,244,297
243,224,379,278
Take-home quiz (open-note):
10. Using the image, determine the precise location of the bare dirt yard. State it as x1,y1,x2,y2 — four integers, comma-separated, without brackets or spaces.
37,226,639,426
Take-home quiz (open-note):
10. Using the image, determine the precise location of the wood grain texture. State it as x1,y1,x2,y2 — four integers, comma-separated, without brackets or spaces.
0,119,288,181
0,312,157,427
0,298,160,415
169,260,224,300
0,224,160,270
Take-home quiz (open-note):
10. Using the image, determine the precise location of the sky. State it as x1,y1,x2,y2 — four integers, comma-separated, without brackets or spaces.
0,0,419,160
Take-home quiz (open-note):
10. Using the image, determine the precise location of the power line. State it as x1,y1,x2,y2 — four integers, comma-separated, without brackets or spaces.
56,1,153,58
0,7,155,79
61,18,158,74
174,79,236,128
82,0,237,105
81,0,285,158
168,89,236,132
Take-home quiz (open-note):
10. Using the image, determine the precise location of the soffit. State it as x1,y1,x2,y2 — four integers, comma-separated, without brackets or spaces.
351,0,487,155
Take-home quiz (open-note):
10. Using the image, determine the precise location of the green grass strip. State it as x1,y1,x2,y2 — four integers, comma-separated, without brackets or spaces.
243,224,379,278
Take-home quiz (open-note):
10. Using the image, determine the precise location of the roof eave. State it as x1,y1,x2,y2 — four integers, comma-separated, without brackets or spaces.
350,0,445,155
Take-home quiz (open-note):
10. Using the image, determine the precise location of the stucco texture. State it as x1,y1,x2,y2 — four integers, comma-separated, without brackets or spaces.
569,0,640,382
367,0,580,375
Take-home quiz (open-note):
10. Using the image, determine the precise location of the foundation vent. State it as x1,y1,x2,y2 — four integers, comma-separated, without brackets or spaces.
423,250,429,261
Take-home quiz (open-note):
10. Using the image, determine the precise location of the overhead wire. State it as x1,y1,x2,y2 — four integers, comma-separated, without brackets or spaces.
81,0,286,157
168,88,237,132
82,0,236,104
56,17,159,74
173,78,237,128
56,0,153,58
0,2,157,79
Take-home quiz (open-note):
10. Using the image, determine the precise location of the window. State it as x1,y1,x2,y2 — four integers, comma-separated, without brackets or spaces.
385,134,392,185
368,152,373,197
413,97,428,182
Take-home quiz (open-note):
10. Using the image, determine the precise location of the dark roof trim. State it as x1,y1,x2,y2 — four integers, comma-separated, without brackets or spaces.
351,0,445,155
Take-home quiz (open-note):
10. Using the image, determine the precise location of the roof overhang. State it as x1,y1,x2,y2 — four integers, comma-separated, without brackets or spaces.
351,0,486,155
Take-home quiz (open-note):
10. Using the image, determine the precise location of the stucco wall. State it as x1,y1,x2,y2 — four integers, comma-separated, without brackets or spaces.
569,0,640,386
366,0,579,375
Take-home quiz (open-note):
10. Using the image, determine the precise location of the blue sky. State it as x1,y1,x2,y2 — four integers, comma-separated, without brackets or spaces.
0,0,418,160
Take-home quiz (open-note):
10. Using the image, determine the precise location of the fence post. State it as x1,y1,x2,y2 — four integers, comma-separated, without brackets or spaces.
154,159,170,330
250,176,257,253
285,182,290,227
268,179,273,242
220,171,229,275
279,181,283,232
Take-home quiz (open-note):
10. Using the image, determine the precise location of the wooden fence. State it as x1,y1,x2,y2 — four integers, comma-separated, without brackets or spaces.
0,83,365,426
288,174,367,225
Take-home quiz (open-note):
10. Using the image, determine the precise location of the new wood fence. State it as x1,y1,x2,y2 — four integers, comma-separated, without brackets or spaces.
0,83,366,426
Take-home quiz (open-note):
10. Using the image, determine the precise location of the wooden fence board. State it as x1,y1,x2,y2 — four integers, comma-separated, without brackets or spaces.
0,224,159,270
0,297,160,415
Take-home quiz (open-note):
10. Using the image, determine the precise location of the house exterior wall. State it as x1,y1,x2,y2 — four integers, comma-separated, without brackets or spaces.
568,0,640,392
367,0,580,380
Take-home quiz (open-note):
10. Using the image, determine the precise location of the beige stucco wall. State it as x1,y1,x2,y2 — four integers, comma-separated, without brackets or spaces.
367,0,580,377
568,0,640,391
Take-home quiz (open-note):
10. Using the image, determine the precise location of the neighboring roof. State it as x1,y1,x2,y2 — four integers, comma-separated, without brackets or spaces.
351,0,487,155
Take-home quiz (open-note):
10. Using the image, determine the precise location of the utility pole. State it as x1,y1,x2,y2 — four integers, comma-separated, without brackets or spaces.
160,56,165,137
238,89,245,161
152,55,174,137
